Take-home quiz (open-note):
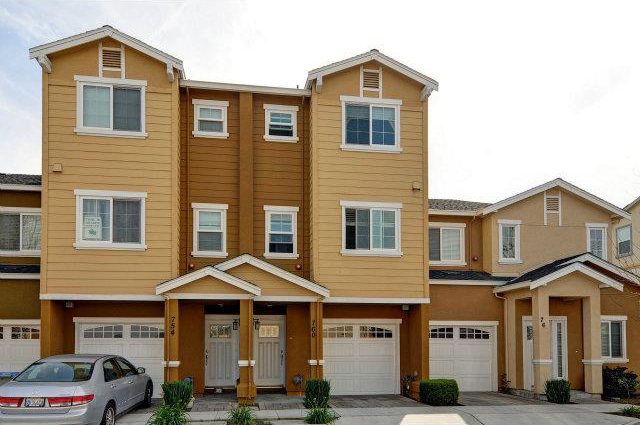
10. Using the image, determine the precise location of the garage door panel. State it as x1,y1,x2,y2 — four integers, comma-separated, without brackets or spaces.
356,359,394,375
324,358,355,375
430,343,454,357
430,360,455,377
357,342,394,356
455,343,492,358
325,343,355,357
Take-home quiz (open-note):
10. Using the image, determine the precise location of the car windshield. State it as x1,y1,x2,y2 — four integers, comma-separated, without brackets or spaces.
15,362,94,382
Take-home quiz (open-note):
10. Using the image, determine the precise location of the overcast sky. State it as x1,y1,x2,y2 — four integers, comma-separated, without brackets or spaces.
1,0,639,206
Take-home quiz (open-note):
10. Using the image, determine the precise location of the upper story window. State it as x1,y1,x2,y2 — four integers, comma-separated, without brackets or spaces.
192,203,228,258
264,206,299,259
586,223,607,260
0,207,41,257
616,225,632,258
340,201,402,256
340,96,401,152
75,76,146,138
74,189,146,250
192,99,229,139
429,223,465,265
601,316,627,362
498,219,522,264
263,104,298,142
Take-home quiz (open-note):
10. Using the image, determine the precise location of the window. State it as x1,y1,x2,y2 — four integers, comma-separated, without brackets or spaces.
116,358,137,377
429,327,454,339
74,190,146,250
587,223,607,260
601,317,627,361
192,99,229,138
429,223,465,265
323,326,353,339
616,225,632,258
83,325,124,339
0,208,41,256
341,201,402,256
75,76,146,137
264,205,298,259
192,203,228,257
103,359,122,383
258,325,280,338
499,220,521,263
263,104,298,142
130,325,164,339
341,96,401,151
359,326,392,338
209,324,231,339
459,327,490,340
11,326,40,340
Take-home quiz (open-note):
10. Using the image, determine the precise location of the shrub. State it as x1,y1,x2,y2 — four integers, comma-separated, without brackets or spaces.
544,379,571,404
621,405,640,418
419,379,459,406
162,381,193,409
303,379,331,409
147,404,188,425
305,407,339,424
603,367,638,399
498,373,512,394
227,405,255,425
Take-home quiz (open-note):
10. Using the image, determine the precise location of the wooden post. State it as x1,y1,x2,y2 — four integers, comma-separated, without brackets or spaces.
237,299,256,402
164,298,180,382
40,300,64,357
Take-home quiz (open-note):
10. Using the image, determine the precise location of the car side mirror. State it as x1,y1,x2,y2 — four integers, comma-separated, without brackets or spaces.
137,367,146,374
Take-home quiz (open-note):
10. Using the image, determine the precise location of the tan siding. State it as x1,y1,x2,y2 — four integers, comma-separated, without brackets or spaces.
225,264,315,297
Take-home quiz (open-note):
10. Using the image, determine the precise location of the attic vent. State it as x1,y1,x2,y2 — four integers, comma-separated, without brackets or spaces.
546,196,560,212
544,193,561,226
362,69,380,90
102,48,122,70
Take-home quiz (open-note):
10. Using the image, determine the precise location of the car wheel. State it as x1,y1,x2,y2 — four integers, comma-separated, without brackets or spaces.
142,382,153,407
101,402,116,425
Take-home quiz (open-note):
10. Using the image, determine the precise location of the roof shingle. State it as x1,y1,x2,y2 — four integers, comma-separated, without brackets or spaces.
0,173,41,186
429,199,491,212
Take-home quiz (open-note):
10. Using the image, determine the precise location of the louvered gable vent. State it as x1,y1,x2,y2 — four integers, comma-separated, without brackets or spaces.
362,69,380,90
102,48,122,70
546,196,560,212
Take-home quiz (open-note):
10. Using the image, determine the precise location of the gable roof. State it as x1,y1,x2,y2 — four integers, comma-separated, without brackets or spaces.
305,49,438,99
429,199,490,216
0,173,41,191
29,25,184,80
624,195,640,212
481,178,630,219
156,266,261,296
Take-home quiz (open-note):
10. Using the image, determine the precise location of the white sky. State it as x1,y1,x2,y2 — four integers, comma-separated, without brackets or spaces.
0,0,639,206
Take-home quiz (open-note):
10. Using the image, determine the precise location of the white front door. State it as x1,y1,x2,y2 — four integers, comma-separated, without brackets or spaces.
205,316,239,388
253,315,285,387
523,321,534,391
522,317,567,390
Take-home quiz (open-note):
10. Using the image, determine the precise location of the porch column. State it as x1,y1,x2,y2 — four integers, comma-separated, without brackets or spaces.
309,301,324,379
582,293,603,394
164,298,180,382
238,298,256,402
40,300,65,357
531,289,551,394
505,295,518,388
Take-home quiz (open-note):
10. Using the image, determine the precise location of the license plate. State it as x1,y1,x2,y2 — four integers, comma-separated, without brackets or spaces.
24,397,45,408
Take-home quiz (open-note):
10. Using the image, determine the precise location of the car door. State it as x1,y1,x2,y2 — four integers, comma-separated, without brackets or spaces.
116,357,144,405
102,358,128,412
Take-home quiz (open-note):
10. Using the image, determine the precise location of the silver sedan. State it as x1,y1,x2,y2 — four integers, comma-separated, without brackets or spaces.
0,354,153,424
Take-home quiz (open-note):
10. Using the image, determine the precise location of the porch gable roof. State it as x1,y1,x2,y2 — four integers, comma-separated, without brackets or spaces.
155,266,261,296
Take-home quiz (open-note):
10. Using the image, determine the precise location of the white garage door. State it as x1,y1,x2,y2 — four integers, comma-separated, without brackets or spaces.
429,324,496,391
76,319,164,397
0,323,40,374
323,321,399,395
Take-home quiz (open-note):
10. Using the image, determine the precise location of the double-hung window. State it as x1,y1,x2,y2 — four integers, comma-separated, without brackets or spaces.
0,207,41,256
74,189,146,250
341,201,402,256
586,223,607,260
264,206,298,259
75,76,146,137
601,316,627,362
263,104,298,142
192,99,229,139
341,96,401,152
429,223,465,265
498,220,521,263
616,225,632,258
192,203,228,257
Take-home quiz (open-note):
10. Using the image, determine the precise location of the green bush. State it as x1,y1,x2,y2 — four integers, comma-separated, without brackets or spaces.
603,367,638,399
304,407,339,424
162,381,193,409
227,405,255,425
147,404,189,425
303,379,331,409
621,405,640,418
544,379,571,404
419,379,459,406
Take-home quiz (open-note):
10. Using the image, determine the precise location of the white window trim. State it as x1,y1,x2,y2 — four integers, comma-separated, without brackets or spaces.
0,206,42,257
192,99,229,139
428,222,466,265
74,75,147,139
616,224,633,258
74,189,147,250
264,205,299,259
340,200,402,257
192,203,228,258
544,192,562,226
586,223,608,261
498,219,522,264
263,104,299,143
340,95,402,153
601,316,628,363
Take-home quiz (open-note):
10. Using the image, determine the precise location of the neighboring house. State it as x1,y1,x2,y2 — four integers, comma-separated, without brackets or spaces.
7,25,635,401
0,174,42,376
612,196,640,276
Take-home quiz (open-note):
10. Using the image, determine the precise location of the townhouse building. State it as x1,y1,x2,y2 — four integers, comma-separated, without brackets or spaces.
0,25,637,401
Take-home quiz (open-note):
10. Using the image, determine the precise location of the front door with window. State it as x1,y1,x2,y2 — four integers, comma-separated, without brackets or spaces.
253,315,285,387
204,316,239,388
523,317,567,390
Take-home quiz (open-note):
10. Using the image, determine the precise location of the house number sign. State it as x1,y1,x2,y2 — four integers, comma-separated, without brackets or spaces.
170,316,176,336
311,319,316,337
